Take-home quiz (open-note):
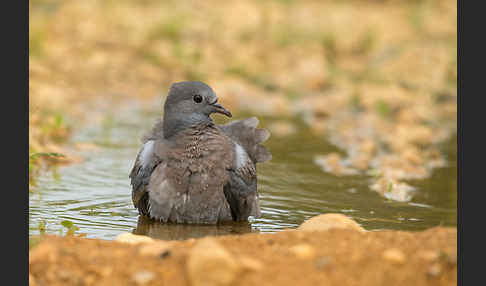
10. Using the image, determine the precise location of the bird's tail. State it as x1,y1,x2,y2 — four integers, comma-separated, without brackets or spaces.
219,117,272,163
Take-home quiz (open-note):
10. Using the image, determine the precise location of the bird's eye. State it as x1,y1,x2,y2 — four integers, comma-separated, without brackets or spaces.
193,94,203,103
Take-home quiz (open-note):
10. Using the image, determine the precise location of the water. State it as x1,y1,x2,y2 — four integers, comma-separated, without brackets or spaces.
29,100,457,240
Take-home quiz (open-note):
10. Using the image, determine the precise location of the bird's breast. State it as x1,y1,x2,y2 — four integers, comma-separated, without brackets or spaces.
166,133,232,193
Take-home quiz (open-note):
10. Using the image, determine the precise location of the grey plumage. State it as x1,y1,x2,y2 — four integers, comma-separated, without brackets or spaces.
129,81,271,224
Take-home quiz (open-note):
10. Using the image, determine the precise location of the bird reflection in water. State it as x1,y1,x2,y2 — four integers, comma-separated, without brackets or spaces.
133,215,258,240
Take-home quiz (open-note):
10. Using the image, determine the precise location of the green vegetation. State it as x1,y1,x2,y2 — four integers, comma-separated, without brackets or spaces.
60,220,80,236
375,99,391,118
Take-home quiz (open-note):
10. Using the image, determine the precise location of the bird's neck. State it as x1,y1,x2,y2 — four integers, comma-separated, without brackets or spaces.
163,113,214,139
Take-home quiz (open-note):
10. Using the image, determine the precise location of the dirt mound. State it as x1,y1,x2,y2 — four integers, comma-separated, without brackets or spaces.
29,227,456,286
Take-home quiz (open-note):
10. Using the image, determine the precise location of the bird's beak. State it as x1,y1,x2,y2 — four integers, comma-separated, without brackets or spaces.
209,99,232,117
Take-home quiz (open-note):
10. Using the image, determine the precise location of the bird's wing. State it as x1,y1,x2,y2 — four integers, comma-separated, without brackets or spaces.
218,117,271,221
223,151,261,221
130,118,166,215
217,117,272,163
129,140,162,216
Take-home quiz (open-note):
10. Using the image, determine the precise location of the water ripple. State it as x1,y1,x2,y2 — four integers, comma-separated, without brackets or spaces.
29,104,457,240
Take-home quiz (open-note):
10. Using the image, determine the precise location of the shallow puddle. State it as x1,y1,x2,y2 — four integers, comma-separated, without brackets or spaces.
29,100,456,240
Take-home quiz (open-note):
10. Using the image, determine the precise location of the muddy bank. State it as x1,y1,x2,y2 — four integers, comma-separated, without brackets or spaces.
30,226,456,286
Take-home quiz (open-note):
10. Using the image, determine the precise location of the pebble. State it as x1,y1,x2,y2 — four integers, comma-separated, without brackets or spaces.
298,213,365,233
351,154,371,171
314,153,359,176
187,238,241,286
324,153,342,172
115,232,154,244
289,244,316,259
138,241,171,257
427,263,442,277
369,177,415,202
382,248,406,264
239,256,263,271
445,253,457,265
131,270,155,285
418,250,439,261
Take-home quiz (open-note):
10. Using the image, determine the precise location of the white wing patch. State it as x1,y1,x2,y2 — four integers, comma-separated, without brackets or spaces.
235,143,249,169
140,140,155,168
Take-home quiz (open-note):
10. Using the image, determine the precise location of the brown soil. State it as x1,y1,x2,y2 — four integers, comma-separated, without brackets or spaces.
29,227,457,286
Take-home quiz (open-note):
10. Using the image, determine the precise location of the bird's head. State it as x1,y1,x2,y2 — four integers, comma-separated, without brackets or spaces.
162,81,232,138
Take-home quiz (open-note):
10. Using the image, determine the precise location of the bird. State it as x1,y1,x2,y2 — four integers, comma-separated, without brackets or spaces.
129,81,271,224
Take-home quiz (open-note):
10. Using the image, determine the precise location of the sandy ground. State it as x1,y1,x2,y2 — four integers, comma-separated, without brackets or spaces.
29,226,456,286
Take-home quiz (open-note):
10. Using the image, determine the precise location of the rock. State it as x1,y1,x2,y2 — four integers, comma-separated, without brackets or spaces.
187,238,241,286
382,248,406,264
298,213,365,233
138,241,171,257
427,263,442,277
401,147,423,165
313,153,359,176
350,153,371,171
369,177,415,202
323,153,341,172
444,252,457,265
239,256,263,271
289,244,316,259
418,250,439,261
57,269,74,280
115,232,154,244
131,270,155,285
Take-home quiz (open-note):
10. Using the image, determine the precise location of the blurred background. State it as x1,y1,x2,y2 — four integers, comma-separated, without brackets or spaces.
29,0,457,238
